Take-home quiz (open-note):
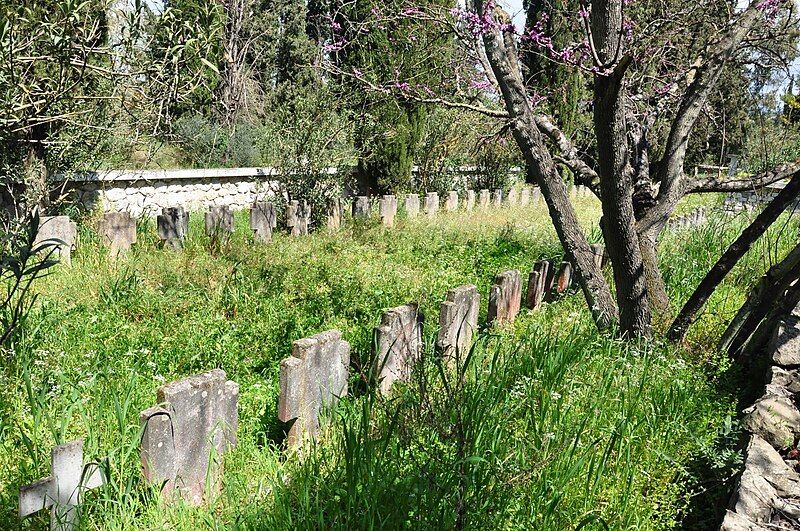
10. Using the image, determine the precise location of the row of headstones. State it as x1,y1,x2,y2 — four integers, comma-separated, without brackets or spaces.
721,303,800,530
19,246,607,529
666,207,707,231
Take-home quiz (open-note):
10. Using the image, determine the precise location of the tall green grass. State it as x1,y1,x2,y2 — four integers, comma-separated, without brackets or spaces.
0,195,793,529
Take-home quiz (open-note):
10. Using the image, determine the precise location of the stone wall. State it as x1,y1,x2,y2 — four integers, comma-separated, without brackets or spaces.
724,180,799,213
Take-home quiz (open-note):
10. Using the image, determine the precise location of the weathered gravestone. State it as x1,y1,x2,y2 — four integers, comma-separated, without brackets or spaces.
34,216,78,265
157,207,189,249
569,184,577,199
492,189,503,207
425,192,439,217
250,201,277,242
140,369,239,506
532,188,542,204
488,270,522,326
380,195,398,227
465,190,476,211
287,200,311,236
526,260,550,310
326,198,342,230
520,188,531,206
373,304,423,394
97,212,136,256
204,206,234,240
19,439,105,531
507,188,518,205
437,285,480,360
590,244,606,270
445,191,459,212
405,194,420,218
353,196,371,219
542,259,558,301
555,261,573,294
479,189,490,209
279,330,350,447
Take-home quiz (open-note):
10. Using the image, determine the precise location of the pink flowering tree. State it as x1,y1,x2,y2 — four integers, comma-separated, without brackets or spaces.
321,0,799,338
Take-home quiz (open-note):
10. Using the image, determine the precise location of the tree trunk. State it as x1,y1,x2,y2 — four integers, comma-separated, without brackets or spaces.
479,4,618,330
592,0,651,337
736,280,800,365
718,242,800,358
669,171,800,342
25,124,49,210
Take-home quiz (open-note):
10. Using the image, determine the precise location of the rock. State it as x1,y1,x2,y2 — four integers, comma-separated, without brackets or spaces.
771,317,800,366
720,510,770,531
744,396,800,449
769,367,800,394
731,469,776,523
745,435,800,497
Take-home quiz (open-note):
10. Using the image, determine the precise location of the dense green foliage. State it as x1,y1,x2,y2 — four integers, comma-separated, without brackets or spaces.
2,197,797,528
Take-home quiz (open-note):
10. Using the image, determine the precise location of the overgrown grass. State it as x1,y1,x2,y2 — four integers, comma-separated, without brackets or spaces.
0,195,793,529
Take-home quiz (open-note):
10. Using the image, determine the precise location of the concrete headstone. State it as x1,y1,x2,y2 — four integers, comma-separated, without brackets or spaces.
250,201,277,242
492,189,503,207
279,330,350,446
445,191,459,212
353,196,371,218
405,194,420,218
507,188,518,205
479,189,490,209
287,200,311,236
97,212,136,256
34,216,78,265
525,270,542,310
437,285,480,360
380,195,398,227
326,198,342,230
19,439,105,531
532,188,542,204
204,206,234,240
488,270,522,326
465,190,476,211
555,261,573,294
157,207,189,250
140,369,238,505
520,188,530,206
373,303,423,394
424,192,439,217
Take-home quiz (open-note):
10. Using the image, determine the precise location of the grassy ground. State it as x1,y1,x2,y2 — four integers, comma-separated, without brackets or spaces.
0,194,794,529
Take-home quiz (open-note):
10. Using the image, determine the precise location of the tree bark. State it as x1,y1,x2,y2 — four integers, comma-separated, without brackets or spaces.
479,4,618,329
592,0,651,336
669,170,800,342
718,242,800,358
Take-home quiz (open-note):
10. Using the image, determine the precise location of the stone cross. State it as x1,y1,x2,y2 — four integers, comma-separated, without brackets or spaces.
437,285,480,360
465,190,476,211
287,200,311,236
405,194,420,218
19,439,105,531
353,196,371,218
157,207,189,249
520,188,530,206
204,206,234,240
34,216,78,265
326,198,342,230
488,270,522,326
445,191,459,212
507,188,518,205
97,212,136,256
590,244,606,270
250,201,276,242
279,330,350,447
555,261,573,294
479,189,490,209
424,192,439,217
380,195,398,227
139,369,239,506
492,189,503,207
373,304,423,394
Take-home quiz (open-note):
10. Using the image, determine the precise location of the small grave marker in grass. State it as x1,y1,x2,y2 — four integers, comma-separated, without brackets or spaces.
488,270,522,326
373,303,424,394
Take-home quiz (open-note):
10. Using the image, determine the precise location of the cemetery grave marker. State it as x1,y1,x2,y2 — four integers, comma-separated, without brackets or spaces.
279,330,350,446
527,260,551,310
465,190,476,211
555,262,573,294
590,244,606,270
437,285,480,360
532,188,542,204
492,189,503,207
488,270,522,326
326,198,342,230
140,369,239,506
34,215,78,265
507,188,518,205
250,201,277,242
425,192,439,217
405,194,420,218
157,207,189,249
97,212,136,256
380,195,398,227
445,191,459,212
479,189,490,209
19,439,105,531
373,304,424,394
520,188,530,206
287,200,311,236
353,196,371,218
204,206,234,242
